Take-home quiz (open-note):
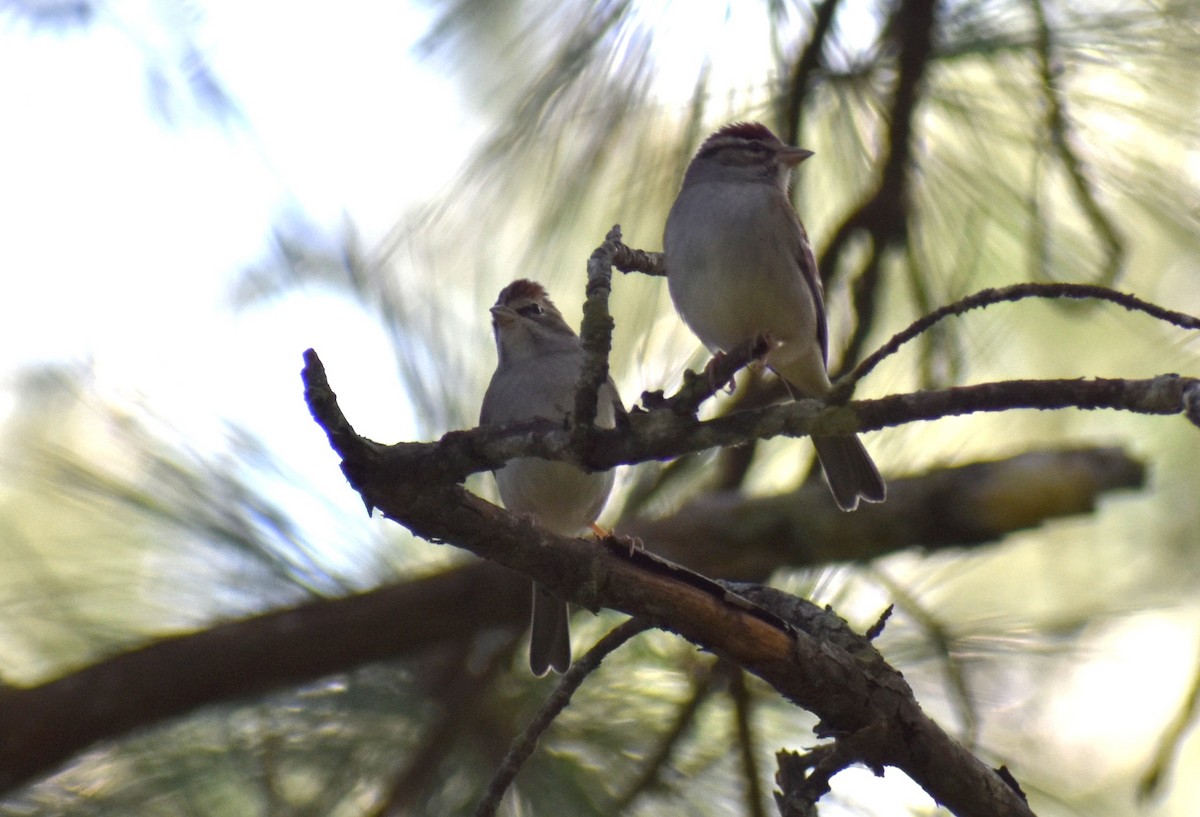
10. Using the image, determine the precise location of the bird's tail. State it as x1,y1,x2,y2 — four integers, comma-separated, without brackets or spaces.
529,583,571,675
812,435,886,512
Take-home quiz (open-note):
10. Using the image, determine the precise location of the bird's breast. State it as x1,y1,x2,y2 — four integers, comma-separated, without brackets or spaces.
494,458,615,535
664,182,818,354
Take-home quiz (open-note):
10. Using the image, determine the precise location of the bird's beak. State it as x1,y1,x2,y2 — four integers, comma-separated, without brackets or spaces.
490,304,517,327
778,146,815,167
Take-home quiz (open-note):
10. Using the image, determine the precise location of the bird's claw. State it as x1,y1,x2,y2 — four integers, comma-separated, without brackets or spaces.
590,523,643,557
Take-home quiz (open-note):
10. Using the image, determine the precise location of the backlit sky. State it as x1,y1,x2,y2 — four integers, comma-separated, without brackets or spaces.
0,0,791,451
0,1,480,470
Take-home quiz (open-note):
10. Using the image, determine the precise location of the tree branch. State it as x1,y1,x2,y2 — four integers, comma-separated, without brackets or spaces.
0,443,1140,799
620,446,1146,580
836,282,1200,398
313,338,1198,487
1029,0,1124,285
303,352,1042,817
0,562,529,795
473,619,650,816
779,0,844,143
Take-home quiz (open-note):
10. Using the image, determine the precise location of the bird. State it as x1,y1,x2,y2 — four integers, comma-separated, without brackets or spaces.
480,279,623,674
663,121,885,510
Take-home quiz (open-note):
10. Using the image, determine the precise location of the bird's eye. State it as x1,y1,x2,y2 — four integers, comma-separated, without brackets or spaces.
517,302,545,317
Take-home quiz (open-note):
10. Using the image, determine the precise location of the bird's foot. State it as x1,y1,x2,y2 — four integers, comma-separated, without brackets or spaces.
748,331,776,372
702,350,736,394
590,523,644,557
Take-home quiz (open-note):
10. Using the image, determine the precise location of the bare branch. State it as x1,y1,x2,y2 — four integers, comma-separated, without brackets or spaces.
621,446,1145,580
641,335,772,417
835,282,1200,397
613,659,721,810
309,342,1197,489
573,225,623,434
779,0,844,143
610,234,664,277
473,619,650,817
730,666,769,817
1030,0,1125,285
304,352,1037,817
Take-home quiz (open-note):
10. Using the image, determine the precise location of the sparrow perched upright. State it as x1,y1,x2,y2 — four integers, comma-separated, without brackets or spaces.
480,279,623,674
663,122,885,510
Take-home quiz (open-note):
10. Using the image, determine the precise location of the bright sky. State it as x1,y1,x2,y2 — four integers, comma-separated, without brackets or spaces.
0,1,478,472
0,0,786,470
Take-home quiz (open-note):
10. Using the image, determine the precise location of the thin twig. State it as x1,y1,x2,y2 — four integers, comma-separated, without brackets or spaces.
573,225,622,436
833,282,1200,398
611,238,665,277
730,666,768,817
640,336,772,416
472,619,651,817
1139,644,1200,800
1030,0,1124,285
612,659,720,811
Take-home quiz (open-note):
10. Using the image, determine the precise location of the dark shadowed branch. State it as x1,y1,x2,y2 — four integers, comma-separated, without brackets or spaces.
779,0,844,144
303,349,1043,817
0,562,530,795
291,225,1200,816
822,0,938,373
621,446,1146,580
310,346,1198,489
1030,0,1124,285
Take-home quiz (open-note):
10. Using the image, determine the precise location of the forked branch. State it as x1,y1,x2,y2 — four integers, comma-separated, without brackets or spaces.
300,230,1200,817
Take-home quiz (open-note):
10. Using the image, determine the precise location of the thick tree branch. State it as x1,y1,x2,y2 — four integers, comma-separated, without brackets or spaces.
318,337,1198,487
0,562,529,795
621,446,1145,580
0,443,1139,799
303,353,1037,817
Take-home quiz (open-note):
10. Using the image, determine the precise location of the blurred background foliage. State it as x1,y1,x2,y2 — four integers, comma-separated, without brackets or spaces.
2,0,1200,814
